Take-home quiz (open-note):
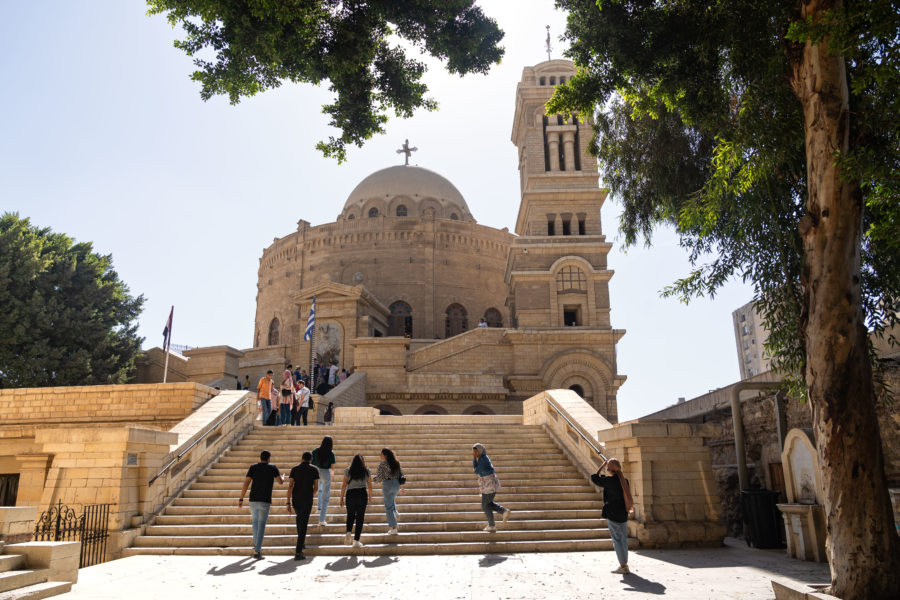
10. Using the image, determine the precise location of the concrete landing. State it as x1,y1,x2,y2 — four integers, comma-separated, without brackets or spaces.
62,538,830,599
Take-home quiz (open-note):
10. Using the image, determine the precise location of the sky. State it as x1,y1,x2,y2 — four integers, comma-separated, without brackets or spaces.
1,1,755,421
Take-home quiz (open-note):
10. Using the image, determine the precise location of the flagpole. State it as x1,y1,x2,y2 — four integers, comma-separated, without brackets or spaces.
162,305,173,384
306,296,317,392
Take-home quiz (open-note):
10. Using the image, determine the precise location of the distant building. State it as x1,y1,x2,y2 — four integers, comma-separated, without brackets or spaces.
732,300,771,379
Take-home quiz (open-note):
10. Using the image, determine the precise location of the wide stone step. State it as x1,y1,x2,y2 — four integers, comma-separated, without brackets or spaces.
123,538,615,557
131,526,607,548
0,556,25,573
0,581,72,600
193,474,591,487
169,498,602,512
179,490,600,502
160,508,606,522
215,452,567,464
187,482,594,495
0,571,46,595
144,518,607,536
203,465,580,478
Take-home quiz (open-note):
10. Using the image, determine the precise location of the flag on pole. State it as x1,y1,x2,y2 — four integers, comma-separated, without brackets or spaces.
304,297,316,341
162,306,174,351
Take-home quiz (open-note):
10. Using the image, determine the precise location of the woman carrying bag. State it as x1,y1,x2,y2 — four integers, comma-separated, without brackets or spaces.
373,448,404,534
472,443,510,533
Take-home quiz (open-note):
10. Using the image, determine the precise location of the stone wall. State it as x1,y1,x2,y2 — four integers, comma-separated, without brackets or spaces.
652,360,900,537
0,383,216,426
524,389,726,548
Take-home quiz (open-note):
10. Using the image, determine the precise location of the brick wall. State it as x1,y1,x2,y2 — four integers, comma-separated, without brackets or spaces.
0,383,216,425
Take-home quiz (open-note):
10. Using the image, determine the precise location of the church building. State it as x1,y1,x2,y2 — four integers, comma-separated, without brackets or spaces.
240,59,626,420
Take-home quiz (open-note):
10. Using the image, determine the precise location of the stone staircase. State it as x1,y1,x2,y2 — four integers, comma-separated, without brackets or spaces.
0,544,72,600
125,423,614,556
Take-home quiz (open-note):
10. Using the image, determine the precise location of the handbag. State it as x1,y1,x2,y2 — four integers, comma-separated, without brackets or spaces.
308,394,315,410
398,469,407,485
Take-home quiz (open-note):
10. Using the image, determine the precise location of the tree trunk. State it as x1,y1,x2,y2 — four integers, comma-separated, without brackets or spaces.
790,1,900,598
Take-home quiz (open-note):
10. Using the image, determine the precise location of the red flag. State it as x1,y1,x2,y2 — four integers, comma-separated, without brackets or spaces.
162,306,173,351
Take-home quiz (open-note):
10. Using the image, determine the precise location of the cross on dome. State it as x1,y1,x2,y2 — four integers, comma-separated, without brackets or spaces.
396,139,418,165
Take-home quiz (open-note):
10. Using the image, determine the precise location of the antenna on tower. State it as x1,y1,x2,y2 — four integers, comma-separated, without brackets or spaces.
545,25,552,61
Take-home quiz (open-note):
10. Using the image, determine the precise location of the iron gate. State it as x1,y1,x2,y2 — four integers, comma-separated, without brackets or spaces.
33,501,111,567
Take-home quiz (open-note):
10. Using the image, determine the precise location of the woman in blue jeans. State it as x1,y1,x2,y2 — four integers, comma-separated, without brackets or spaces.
311,436,336,525
591,457,634,574
373,448,403,534
472,443,510,532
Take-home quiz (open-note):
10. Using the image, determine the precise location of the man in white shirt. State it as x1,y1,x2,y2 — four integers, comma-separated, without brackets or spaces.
296,381,311,426
328,363,339,386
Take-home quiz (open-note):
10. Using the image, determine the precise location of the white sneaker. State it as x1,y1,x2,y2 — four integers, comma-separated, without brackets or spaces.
352,540,364,548
344,531,353,546
502,509,512,523
483,525,497,533
612,565,630,575
387,527,398,535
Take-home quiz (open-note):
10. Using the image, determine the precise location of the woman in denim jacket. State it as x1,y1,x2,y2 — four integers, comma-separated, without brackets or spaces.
472,443,511,532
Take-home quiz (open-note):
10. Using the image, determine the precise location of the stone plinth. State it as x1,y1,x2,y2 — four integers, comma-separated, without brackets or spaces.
0,506,38,543
5,541,81,583
779,429,827,562
777,503,827,562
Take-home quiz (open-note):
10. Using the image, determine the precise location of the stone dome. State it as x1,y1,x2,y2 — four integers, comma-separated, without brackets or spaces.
341,165,472,221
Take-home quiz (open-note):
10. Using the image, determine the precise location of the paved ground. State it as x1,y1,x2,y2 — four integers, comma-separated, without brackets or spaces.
63,538,830,599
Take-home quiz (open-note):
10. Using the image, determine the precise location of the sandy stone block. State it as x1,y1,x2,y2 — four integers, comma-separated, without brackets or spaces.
5,541,80,583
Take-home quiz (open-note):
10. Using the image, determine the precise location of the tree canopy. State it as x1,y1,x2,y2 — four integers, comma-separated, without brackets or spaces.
549,1,900,597
0,213,144,388
147,0,505,162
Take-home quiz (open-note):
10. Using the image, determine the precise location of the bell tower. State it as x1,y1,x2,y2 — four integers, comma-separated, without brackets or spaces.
505,60,626,418
507,60,616,329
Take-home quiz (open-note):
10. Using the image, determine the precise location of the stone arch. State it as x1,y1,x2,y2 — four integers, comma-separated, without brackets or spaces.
343,205,361,220
484,308,503,327
539,349,614,413
418,197,442,219
388,300,413,337
445,303,468,337
368,206,380,218
267,317,281,346
463,404,495,415
414,404,448,415
374,404,402,416
549,255,596,276
361,198,384,219
388,195,414,217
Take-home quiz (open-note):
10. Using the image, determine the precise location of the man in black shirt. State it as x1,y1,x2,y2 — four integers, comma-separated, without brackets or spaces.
238,450,284,559
286,451,319,560
591,457,634,574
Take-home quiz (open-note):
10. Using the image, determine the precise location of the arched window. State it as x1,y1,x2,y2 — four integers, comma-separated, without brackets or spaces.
450,213,459,220
388,301,413,337
550,76,557,85
267,318,280,346
396,205,407,217
559,75,566,84
484,308,503,328
347,214,355,220
539,76,546,85
445,303,468,337
368,207,379,218
556,266,587,292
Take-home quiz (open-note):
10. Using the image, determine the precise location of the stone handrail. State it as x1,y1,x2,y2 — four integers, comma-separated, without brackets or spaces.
140,390,256,526
407,327,506,371
316,372,367,422
523,389,613,479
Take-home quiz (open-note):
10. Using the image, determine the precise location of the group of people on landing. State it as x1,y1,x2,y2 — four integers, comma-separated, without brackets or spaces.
238,436,405,560
255,367,335,427
239,436,634,574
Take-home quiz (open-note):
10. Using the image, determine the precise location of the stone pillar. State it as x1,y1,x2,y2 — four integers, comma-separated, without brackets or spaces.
547,132,560,171
563,131,576,171
15,454,52,507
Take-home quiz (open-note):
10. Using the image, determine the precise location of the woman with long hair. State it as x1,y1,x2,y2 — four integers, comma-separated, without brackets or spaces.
311,436,336,525
339,453,373,547
373,447,404,534
472,443,510,532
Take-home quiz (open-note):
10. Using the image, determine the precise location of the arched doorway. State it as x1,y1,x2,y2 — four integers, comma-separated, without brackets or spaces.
388,301,413,337
267,318,280,346
569,384,585,398
445,303,468,337
484,308,503,327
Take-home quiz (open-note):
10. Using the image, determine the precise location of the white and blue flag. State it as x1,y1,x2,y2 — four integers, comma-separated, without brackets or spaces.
304,297,316,341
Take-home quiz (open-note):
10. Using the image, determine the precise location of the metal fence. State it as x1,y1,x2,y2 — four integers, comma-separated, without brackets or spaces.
33,501,111,568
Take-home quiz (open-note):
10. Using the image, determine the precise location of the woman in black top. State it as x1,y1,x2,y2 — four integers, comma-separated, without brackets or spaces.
591,457,634,574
